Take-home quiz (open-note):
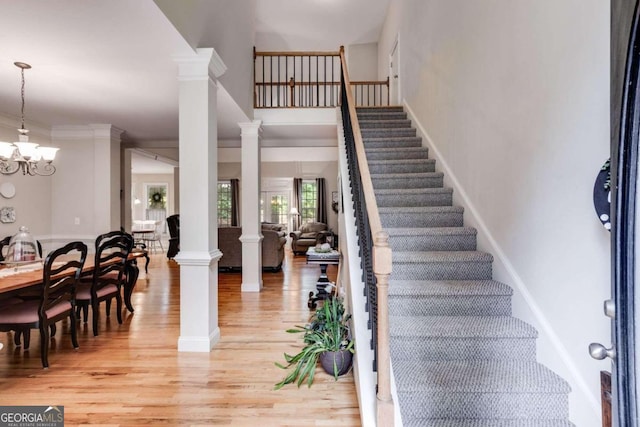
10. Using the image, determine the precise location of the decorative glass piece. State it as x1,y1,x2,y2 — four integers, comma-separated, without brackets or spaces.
7,226,38,262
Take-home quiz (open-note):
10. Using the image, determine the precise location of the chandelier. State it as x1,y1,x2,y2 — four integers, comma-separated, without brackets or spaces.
0,62,59,176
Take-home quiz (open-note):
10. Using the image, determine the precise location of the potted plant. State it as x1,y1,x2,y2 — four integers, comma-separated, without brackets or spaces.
274,295,354,389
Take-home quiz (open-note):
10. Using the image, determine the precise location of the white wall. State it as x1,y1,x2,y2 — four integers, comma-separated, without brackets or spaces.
347,43,379,81
153,0,256,118
379,1,610,425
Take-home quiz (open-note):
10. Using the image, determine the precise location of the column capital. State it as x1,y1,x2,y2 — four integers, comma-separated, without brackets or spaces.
173,47,227,81
238,120,263,137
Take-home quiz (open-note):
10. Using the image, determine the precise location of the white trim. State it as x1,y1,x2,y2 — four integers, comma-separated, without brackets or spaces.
336,110,379,427
174,249,223,266
173,47,227,80
239,234,263,244
403,100,600,414
177,328,221,352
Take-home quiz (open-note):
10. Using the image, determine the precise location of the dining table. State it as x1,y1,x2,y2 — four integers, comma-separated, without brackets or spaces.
0,249,145,313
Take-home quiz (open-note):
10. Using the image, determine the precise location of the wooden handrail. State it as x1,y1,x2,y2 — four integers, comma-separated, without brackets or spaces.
255,50,340,57
339,46,394,426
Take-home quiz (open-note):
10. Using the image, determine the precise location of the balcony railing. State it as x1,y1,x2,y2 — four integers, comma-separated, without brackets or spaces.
254,47,390,108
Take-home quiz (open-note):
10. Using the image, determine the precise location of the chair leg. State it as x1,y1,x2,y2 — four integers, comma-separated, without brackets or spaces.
23,329,31,350
40,323,50,368
14,330,22,347
50,324,56,337
69,312,79,349
92,301,100,337
105,299,112,317
116,294,123,324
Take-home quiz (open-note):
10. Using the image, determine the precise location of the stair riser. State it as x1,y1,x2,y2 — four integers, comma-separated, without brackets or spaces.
392,261,493,280
364,139,422,149
370,162,436,175
389,295,511,316
377,192,451,207
381,212,463,228
373,175,444,189
358,112,408,120
361,128,416,138
366,150,429,161
397,392,569,420
389,233,476,251
359,120,412,129
390,337,537,361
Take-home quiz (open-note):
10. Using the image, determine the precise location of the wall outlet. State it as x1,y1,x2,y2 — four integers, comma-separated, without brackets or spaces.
74,217,80,225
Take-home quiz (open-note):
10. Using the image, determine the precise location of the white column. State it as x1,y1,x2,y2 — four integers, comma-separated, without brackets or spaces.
239,121,263,292
173,48,227,352
91,124,123,233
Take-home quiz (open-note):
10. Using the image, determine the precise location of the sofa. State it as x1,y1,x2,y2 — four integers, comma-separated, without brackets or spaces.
218,223,286,271
290,222,328,255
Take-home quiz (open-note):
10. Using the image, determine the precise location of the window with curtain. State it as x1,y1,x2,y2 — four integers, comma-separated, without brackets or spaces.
301,180,317,224
218,181,232,226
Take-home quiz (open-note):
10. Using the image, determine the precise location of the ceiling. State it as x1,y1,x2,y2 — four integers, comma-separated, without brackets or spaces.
0,0,391,171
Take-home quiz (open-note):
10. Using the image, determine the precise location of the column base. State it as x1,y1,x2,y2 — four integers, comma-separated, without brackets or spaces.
177,327,221,352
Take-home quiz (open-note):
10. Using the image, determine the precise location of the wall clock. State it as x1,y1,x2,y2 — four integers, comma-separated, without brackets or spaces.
0,206,15,223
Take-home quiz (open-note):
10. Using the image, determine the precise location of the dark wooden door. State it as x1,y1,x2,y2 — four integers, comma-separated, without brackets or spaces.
608,1,640,425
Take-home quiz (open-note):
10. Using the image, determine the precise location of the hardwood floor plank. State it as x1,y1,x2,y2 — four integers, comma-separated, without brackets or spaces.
0,251,361,426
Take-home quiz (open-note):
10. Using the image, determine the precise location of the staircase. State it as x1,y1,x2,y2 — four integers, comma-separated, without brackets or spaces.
356,106,574,427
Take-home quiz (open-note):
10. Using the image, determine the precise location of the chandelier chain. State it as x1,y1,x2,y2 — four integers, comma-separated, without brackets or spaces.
20,66,26,130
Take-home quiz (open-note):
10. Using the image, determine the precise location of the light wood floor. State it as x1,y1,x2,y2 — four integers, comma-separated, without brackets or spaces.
0,251,361,426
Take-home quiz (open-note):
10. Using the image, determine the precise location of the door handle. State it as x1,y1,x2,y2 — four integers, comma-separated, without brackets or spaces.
589,342,616,360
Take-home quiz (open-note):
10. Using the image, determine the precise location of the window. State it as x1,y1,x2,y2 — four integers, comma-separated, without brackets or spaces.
260,191,289,227
218,181,232,226
301,180,317,224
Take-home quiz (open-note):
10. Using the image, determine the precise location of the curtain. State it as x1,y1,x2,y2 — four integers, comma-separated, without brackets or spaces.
293,178,302,231
316,178,327,225
231,179,240,227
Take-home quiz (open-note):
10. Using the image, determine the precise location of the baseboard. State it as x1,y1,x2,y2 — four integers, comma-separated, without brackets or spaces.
403,100,599,419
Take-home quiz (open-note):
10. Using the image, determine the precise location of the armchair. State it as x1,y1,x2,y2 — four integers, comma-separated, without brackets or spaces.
290,222,328,255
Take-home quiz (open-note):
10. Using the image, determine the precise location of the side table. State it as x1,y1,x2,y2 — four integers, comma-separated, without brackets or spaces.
306,246,340,309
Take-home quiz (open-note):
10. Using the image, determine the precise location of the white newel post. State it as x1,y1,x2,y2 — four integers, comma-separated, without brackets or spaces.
239,121,263,292
173,48,227,352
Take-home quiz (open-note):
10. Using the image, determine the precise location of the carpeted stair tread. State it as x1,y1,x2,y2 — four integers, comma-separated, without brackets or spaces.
394,360,571,394
376,187,451,206
389,279,513,297
389,315,537,338
386,226,475,238
357,105,404,113
406,419,575,427
357,111,408,120
380,206,464,228
359,119,412,129
360,127,417,138
362,136,423,149
393,250,493,264
372,171,443,178
369,159,436,175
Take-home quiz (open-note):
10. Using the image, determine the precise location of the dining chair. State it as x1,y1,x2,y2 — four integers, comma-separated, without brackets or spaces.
0,241,88,368
75,230,133,336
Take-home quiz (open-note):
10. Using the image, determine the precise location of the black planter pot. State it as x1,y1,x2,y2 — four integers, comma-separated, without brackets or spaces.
319,350,353,377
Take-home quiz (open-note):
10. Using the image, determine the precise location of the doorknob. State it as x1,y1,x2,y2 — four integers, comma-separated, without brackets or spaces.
394,75,398,79
589,342,616,360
